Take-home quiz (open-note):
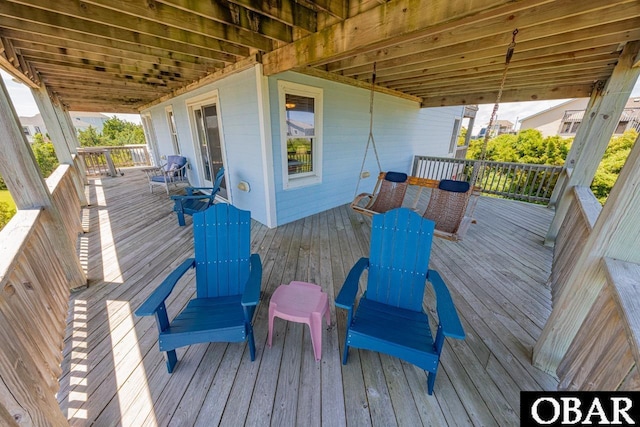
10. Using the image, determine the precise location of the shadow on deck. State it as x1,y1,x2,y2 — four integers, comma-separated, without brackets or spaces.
58,170,557,426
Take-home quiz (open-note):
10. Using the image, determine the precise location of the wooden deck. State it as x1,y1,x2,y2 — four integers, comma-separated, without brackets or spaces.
58,170,558,426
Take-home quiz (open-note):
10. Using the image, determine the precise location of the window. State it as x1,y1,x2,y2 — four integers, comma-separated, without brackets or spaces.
23,126,30,136
278,81,323,189
165,106,180,154
560,121,580,134
615,121,628,134
34,126,41,134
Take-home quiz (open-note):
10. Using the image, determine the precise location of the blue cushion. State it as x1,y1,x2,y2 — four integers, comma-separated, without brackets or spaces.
151,175,170,183
438,179,470,193
384,171,408,183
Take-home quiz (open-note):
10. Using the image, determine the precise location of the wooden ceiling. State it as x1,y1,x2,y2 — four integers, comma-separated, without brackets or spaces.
0,0,638,112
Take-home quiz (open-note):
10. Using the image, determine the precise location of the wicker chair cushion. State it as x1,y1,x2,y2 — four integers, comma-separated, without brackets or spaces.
368,172,409,213
423,180,471,234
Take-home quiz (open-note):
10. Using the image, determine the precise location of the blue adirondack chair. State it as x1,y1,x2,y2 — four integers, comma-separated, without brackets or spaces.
135,203,262,373
171,167,225,226
335,208,465,395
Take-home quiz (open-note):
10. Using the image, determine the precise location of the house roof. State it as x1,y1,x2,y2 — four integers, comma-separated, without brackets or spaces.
0,0,639,112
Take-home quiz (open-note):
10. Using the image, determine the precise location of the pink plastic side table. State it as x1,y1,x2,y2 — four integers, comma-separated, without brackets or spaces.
267,281,331,361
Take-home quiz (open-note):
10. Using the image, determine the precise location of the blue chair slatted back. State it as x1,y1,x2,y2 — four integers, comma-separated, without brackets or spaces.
368,208,435,312
192,203,251,298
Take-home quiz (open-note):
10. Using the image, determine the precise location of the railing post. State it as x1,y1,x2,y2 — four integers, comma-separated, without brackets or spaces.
534,130,640,375
0,77,86,290
31,86,88,206
545,41,640,245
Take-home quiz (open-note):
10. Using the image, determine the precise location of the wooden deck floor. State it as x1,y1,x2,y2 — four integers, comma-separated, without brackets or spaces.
58,170,558,426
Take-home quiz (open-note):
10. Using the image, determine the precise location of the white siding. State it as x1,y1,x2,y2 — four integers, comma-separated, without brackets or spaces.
140,67,269,225
269,71,463,225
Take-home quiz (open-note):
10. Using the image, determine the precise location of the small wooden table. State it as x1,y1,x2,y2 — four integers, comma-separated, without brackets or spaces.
267,281,330,361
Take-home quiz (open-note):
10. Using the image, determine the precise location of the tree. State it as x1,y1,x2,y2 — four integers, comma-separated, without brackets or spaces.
0,202,15,231
101,116,145,145
31,133,59,178
78,125,104,147
0,174,6,190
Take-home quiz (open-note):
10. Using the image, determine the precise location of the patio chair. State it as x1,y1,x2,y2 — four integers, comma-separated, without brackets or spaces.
135,203,262,373
144,155,189,195
350,171,409,217
335,207,465,395
171,167,225,226
422,179,477,241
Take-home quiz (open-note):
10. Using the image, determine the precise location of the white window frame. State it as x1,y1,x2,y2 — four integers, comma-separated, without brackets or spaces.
278,80,323,190
141,113,160,166
165,105,180,154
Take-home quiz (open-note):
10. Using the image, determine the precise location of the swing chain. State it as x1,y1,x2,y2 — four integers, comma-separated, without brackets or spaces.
355,62,383,197
480,29,518,162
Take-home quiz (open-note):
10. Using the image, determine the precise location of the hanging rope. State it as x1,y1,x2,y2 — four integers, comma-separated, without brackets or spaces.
354,62,383,198
480,29,518,161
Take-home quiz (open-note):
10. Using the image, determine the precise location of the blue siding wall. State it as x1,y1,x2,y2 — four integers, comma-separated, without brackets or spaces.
141,67,269,225
269,71,463,225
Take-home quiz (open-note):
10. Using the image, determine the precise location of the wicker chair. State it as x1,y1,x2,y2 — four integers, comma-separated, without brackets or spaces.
422,179,475,241
350,171,409,217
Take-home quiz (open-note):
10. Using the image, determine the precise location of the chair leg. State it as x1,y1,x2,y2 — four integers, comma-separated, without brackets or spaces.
248,329,256,361
342,333,350,365
165,350,178,373
176,211,186,226
427,370,437,395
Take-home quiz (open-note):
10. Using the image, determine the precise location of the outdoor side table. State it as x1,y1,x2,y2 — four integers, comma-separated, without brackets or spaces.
267,281,331,361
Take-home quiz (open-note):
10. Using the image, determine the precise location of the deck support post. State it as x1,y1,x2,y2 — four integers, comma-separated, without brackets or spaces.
544,41,640,245
0,76,86,289
31,85,88,206
534,132,640,375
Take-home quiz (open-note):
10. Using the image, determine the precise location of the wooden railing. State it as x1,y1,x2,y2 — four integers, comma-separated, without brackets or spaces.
548,186,602,305
412,155,563,204
77,144,151,176
557,258,640,390
0,165,83,424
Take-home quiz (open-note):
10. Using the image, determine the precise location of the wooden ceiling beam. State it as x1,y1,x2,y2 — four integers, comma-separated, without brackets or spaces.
264,0,637,75
11,40,216,74
45,81,169,95
33,62,185,87
0,3,242,63
5,0,263,54
0,37,38,88
331,10,639,76
58,101,140,113
263,0,548,75
379,51,619,89
339,20,640,79
411,73,610,98
76,0,284,47
0,27,224,68
420,84,596,108
223,0,316,33
297,0,345,20
20,51,204,81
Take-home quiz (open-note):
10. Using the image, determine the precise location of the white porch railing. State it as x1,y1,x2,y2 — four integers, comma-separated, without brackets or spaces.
412,155,563,204
77,144,151,177
0,164,82,424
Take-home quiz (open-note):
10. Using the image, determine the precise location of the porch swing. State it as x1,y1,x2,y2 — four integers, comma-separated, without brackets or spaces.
351,29,518,242
350,63,410,217
421,29,519,241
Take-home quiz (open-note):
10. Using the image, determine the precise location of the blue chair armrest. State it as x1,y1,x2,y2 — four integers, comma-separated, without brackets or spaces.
135,258,196,317
427,269,465,339
335,257,369,310
241,254,262,307
171,194,213,202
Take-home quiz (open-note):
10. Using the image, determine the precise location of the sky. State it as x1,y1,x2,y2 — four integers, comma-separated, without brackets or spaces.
3,69,640,130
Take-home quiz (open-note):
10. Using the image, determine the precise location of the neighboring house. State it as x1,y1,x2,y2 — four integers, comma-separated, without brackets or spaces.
476,119,514,139
521,97,640,137
140,68,465,227
19,112,110,142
